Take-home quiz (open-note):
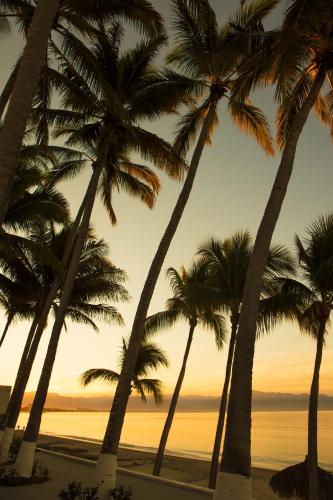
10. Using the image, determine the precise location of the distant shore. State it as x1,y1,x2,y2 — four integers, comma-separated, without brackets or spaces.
31,432,280,500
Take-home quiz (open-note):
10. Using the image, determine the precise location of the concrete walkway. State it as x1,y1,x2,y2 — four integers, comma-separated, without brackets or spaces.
0,450,94,499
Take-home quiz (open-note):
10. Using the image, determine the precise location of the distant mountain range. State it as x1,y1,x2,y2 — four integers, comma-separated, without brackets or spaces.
21,391,333,412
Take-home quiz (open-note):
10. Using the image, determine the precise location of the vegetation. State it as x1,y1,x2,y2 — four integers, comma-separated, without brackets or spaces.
0,1,332,499
269,215,333,500
81,336,169,404
198,231,295,488
58,482,132,500
145,262,226,475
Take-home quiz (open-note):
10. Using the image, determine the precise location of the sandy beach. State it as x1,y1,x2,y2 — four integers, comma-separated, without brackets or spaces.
31,432,280,500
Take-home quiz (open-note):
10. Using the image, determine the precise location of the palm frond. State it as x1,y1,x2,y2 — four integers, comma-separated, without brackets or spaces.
80,368,120,387
228,98,274,155
136,378,163,404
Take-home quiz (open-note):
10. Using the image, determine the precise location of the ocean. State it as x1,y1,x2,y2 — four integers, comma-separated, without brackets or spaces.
17,410,333,471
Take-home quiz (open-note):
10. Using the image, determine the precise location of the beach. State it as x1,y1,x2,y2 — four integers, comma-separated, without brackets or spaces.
32,432,280,500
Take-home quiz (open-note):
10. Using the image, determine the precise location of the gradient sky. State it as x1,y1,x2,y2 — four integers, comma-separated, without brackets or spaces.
0,0,333,401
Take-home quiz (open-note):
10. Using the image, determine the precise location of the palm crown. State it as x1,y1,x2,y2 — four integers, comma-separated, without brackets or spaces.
0,222,129,339
0,0,164,39
198,230,297,333
3,142,70,232
35,23,186,223
81,336,169,404
277,214,333,335
144,262,227,349
143,0,277,158
237,0,333,147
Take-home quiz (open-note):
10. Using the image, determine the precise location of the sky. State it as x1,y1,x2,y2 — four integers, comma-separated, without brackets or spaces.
0,0,333,402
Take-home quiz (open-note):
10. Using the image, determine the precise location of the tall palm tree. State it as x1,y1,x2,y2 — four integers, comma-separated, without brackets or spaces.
12,23,185,478
81,337,169,405
0,225,129,464
198,231,295,489
0,0,164,222
217,4,333,499
96,0,277,489
143,262,226,476
270,215,333,500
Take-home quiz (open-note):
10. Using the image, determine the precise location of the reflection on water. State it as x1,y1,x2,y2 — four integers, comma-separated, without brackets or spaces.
17,410,333,470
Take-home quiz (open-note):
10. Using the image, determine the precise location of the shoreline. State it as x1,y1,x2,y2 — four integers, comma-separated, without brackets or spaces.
30,432,281,500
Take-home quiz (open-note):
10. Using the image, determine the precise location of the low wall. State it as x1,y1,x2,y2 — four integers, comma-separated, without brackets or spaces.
37,448,213,500
117,468,213,500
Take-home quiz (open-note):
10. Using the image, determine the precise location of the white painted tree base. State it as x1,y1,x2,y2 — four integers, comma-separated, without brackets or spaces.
15,440,36,478
0,427,14,463
94,453,117,493
213,471,254,500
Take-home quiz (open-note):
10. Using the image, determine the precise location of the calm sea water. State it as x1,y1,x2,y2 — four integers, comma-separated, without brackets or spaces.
17,411,333,471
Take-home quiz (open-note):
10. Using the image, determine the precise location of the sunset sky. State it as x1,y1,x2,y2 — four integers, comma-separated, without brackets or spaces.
1,0,333,401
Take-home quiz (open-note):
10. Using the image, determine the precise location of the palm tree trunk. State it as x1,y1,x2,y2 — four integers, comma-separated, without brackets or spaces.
0,63,19,119
214,72,326,500
209,314,238,489
153,323,196,476
308,321,325,500
0,312,39,463
0,312,15,349
0,0,60,224
95,98,218,491
0,176,91,463
15,162,103,478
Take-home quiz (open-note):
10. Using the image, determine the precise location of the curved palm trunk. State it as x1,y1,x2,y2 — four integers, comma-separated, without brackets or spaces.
209,314,238,489
0,63,19,119
0,311,15,349
0,0,60,224
308,322,325,500
0,184,89,462
0,312,39,463
214,72,326,500
15,162,102,478
95,99,218,491
153,323,196,476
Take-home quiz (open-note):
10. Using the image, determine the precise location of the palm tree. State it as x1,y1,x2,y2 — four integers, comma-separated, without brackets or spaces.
97,0,277,489
12,22,185,477
143,262,226,476
198,231,295,489
218,4,333,499
0,225,129,464
81,337,169,405
270,215,333,500
0,0,164,222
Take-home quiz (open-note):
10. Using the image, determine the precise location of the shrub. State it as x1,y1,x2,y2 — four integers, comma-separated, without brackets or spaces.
58,482,132,499
0,467,22,486
0,460,49,486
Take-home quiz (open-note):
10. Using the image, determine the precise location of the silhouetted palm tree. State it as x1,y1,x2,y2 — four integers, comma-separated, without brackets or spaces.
270,215,333,500
219,3,333,499
199,231,295,489
144,262,226,476
81,337,169,405
99,0,277,488
0,225,128,464
0,0,164,222
12,22,185,478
